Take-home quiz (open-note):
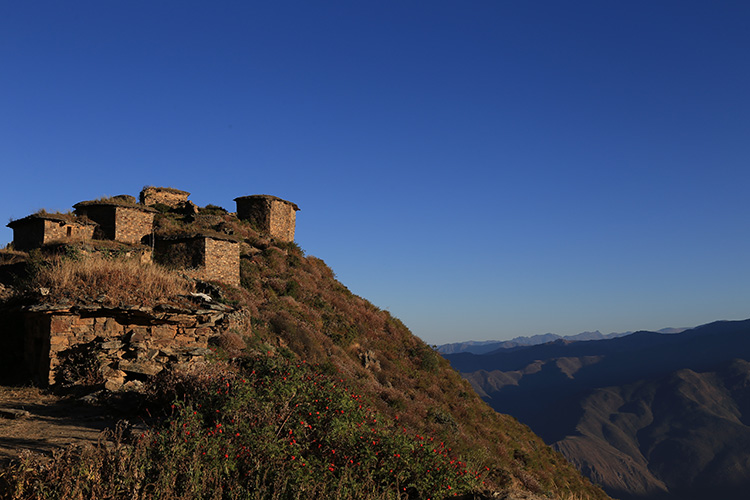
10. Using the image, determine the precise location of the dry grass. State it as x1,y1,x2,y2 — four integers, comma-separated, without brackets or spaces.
32,209,76,221
28,254,193,305
0,249,27,266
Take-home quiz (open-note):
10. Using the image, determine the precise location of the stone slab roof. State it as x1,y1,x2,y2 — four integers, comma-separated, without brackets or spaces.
73,199,157,213
233,194,300,211
7,213,97,228
142,186,190,195
155,232,241,244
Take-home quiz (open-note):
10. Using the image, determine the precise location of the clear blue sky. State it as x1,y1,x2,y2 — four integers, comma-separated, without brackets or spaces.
2,1,750,344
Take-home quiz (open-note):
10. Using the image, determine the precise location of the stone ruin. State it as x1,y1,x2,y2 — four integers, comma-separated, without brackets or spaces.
234,195,299,243
73,198,156,245
6,188,300,287
155,234,240,286
139,186,190,208
6,213,97,251
19,301,245,390
2,187,301,387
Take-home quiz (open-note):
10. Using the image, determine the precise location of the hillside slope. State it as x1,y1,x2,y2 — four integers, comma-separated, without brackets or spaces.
0,209,608,500
555,359,750,500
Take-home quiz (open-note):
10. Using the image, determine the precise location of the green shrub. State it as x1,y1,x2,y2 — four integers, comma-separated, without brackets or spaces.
201,204,228,215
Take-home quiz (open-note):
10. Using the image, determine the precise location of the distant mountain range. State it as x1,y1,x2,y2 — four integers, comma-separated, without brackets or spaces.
436,328,686,355
442,320,750,500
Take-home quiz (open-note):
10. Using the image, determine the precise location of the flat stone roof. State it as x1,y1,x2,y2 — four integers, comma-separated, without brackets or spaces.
141,186,190,196
233,194,299,211
155,232,241,244
7,213,97,228
73,200,157,213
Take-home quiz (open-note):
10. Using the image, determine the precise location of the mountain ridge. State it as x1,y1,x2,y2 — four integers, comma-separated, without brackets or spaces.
436,327,685,355
444,319,750,499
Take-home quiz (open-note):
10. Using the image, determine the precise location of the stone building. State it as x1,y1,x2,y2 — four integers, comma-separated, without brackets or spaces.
234,195,299,242
154,234,240,285
7,213,97,251
140,186,191,208
73,198,156,244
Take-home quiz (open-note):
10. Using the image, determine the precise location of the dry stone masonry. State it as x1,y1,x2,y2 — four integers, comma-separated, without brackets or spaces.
3,186,300,387
203,237,241,285
155,235,240,286
7,214,96,251
7,187,300,287
73,200,156,244
234,195,299,242
140,186,190,208
22,302,238,389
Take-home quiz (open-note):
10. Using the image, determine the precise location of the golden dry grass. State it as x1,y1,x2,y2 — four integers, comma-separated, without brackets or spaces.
0,249,27,265
29,254,193,305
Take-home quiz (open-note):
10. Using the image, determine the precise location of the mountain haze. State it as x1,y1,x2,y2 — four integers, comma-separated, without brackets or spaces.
435,329,678,355
444,320,750,499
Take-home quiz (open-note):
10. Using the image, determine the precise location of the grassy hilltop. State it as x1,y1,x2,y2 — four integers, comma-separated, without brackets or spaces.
0,207,609,500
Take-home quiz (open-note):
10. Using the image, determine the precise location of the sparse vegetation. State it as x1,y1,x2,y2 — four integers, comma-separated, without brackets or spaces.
31,209,77,221
75,195,140,207
201,204,229,215
0,198,609,500
0,249,26,266
22,252,193,306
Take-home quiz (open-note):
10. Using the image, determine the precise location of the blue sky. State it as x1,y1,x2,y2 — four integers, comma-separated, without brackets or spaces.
2,1,750,344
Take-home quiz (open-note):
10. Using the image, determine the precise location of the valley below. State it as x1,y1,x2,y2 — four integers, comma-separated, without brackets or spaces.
444,319,750,500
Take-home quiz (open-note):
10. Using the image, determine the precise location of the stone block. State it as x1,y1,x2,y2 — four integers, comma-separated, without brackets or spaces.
100,365,126,379
101,340,124,351
121,380,144,391
73,317,95,328
49,335,69,347
95,317,121,335
105,378,125,391
174,334,195,345
152,324,177,339
170,315,199,326
49,315,75,335
127,327,149,343
151,337,175,348
119,360,163,376
72,329,93,339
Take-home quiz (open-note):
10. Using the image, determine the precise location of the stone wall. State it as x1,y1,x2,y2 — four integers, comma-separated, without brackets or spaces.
8,219,43,251
204,238,240,285
74,205,116,239
42,220,96,245
74,204,155,244
268,201,297,242
140,187,190,208
23,303,238,389
155,236,239,286
114,207,155,244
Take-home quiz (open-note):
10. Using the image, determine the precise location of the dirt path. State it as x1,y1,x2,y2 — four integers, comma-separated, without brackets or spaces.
0,386,124,463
